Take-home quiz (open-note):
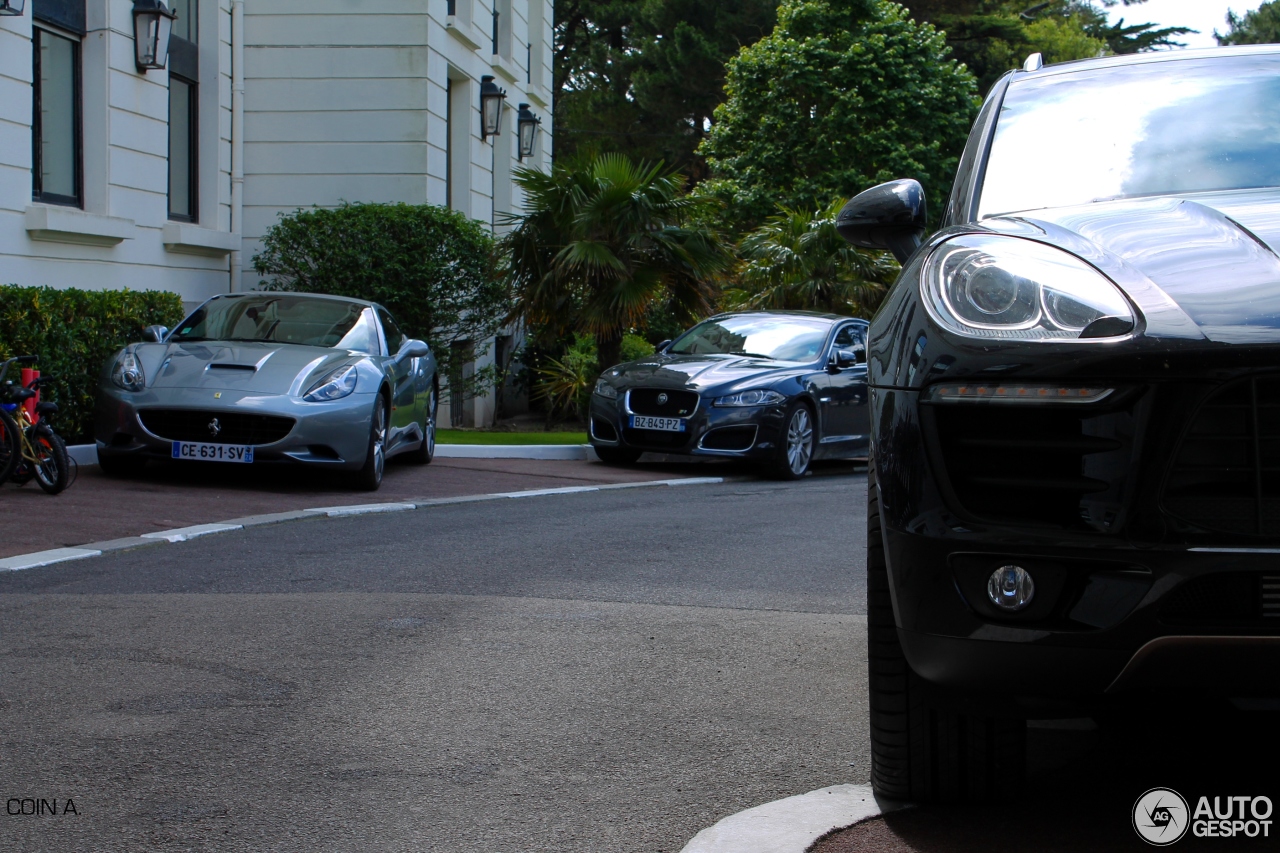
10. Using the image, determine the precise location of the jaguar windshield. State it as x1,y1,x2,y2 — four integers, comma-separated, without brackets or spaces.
979,53,1280,217
668,315,833,362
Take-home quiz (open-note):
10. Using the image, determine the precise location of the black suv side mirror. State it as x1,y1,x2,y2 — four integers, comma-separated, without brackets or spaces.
836,179,928,264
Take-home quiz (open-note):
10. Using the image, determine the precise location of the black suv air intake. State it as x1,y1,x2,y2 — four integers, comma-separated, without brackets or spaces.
1164,376,1280,536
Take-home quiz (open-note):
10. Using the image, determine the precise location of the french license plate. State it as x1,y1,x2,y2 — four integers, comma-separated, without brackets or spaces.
630,415,685,432
172,441,255,463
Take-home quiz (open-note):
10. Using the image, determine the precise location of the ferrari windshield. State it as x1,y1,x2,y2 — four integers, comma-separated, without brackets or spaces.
669,315,833,362
170,295,379,353
979,53,1280,217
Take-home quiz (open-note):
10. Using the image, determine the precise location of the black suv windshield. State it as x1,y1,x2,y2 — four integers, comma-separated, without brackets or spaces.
979,53,1280,217
669,315,833,362
171,296,379,353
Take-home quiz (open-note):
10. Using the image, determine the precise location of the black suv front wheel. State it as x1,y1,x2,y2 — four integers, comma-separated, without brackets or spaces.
867,461,1026,802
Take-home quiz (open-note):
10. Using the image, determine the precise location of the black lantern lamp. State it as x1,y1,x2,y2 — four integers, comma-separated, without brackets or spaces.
133,0,177,72
0,0,26,16
517,104,541,160
480,75,507,140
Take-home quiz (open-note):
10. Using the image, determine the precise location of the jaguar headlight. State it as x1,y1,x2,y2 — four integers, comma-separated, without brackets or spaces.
303,364,358,402
922,234,1135,340
594,379,618,400
714,389,786,407
111,349,145,392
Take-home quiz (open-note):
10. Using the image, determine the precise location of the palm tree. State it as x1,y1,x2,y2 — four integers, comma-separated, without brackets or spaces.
730,199,898,318
502,154,731,369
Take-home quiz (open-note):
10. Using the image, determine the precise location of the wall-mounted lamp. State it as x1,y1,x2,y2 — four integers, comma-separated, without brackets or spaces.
480,75,507,140
517,104,541,160
0,0,26,16
133,0,177,72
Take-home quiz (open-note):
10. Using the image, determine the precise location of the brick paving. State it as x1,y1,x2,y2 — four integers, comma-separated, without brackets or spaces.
0,456,737,558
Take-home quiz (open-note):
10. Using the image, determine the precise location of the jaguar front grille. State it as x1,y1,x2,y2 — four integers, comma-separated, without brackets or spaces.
627,389,699,417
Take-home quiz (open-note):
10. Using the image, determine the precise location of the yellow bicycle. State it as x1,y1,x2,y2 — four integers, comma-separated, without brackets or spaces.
0,356,70,495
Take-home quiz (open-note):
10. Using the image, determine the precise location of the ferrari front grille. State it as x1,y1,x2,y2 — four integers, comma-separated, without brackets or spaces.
1164,375,1280,536
139,409,295,445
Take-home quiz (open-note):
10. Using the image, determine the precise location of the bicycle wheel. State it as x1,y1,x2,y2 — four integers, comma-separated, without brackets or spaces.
30,427,69,495
0,407,19,484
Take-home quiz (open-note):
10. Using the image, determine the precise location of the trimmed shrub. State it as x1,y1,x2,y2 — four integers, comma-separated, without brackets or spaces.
253,202,512,401
0,286,185,444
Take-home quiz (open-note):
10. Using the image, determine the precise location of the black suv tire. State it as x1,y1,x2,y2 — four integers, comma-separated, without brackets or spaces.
867,462,1026,802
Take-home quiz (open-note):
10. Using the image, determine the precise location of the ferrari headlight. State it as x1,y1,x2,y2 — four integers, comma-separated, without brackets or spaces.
714,389,786,407
111,350,145,392
594,379,618,399
922,234,1134,340
303,364,358,402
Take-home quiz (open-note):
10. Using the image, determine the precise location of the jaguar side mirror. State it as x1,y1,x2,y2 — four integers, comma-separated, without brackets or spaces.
830,348,862,371
142,325,169,343
656,339,673,354
836,179,928,264
397,339,431,362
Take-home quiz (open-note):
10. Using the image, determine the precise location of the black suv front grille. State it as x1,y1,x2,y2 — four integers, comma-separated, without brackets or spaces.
1164,376,1280,536
628,389,699,417
1160,572,1280,626
139,409,295,445
929,399,1138,530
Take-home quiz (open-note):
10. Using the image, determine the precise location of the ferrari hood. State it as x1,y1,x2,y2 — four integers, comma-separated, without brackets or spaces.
999,188,1280,344
607,353,798,391
140,341,357,393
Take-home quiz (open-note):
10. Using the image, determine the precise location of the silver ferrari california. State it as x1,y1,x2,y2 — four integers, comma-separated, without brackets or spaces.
95,292,438,490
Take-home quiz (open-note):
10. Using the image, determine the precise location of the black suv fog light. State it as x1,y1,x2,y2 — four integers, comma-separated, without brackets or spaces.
987,565,1035,611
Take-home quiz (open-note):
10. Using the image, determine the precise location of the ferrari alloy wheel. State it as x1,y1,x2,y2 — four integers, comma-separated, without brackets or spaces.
411,385,437,465
772,403,814,480
866,462,1026,802
354,397,388,491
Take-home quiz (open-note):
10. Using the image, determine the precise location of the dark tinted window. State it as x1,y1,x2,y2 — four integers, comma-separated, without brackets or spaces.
669,315,833,362
833,325,863,348
980,54,1280,217
171,296,378,353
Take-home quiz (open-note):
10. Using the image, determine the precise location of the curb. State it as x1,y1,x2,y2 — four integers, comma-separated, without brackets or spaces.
68,444,601,464
679,784,909,853
0,476,732,572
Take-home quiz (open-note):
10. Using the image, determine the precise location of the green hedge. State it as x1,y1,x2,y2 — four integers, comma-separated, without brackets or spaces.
0,286,185,444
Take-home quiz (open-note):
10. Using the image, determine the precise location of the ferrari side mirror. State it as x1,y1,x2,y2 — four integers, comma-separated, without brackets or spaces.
143,325,169,343
397,339,431,362
836,179,928,264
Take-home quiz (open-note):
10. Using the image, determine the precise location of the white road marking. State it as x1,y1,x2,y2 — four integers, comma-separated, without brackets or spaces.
307,503,417,517
140,523,244,543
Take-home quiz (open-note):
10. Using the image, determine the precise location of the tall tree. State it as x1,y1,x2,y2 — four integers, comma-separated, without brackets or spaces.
1217,1,1280,45
503,154,732,369
700,0,979,232
555,0,779,177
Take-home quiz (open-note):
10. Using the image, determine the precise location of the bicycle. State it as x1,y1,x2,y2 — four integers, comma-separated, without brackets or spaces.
0,355,71,495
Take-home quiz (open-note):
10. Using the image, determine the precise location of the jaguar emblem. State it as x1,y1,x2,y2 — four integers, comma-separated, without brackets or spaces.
657,393,669,405
208,417,222,437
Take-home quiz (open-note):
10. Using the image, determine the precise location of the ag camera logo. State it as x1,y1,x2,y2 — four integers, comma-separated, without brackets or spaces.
1134,788,1189,846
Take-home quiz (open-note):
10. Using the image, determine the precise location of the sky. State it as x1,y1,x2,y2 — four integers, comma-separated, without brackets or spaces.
1108,0,1266,48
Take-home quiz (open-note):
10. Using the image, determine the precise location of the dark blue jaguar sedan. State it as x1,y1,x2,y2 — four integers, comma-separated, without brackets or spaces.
587,311,869,478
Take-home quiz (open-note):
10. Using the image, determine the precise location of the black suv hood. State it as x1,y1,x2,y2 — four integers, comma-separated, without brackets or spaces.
979,187,1280,344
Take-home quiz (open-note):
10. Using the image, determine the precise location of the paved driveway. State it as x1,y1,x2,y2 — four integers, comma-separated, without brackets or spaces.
0,472,869,853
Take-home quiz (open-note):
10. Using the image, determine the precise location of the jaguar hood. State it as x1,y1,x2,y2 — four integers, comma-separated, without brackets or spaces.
605,353,804,392
131,341,359,394
983,188,1280,344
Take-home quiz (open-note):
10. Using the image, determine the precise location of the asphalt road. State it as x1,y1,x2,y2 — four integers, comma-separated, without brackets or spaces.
0,467,870,852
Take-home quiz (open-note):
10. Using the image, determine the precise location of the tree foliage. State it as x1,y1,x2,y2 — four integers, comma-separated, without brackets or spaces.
1217,1,1280,45
555,0,779,177
729,200,898,317
502,153,732,370
252,202,510,401
0,286,184,443
700,0,979,232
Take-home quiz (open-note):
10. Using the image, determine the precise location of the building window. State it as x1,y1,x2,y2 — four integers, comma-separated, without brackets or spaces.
32,27,81,207
168,0,198,221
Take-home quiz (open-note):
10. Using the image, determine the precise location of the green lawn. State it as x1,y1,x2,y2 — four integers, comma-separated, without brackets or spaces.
437,429,589,445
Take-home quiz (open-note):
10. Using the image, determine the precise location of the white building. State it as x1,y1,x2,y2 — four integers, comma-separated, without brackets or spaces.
0,0,552,427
